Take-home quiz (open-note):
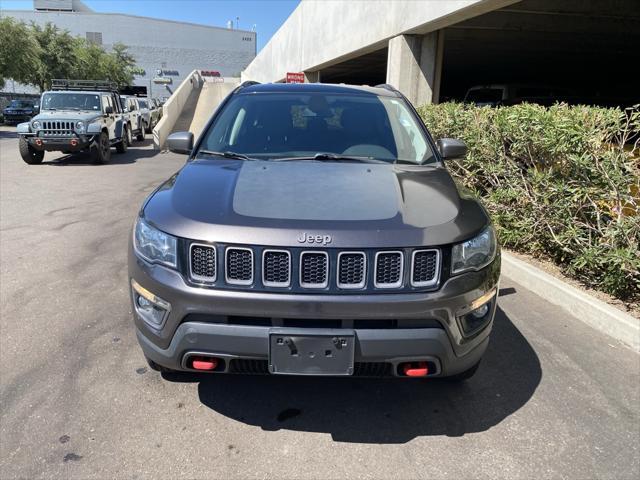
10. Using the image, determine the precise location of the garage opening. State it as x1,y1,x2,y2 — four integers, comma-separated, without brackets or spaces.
440,0,640,107
319,47,388,86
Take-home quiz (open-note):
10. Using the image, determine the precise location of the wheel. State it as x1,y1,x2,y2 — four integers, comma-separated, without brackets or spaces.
91,131,111,164
136,122,146,141
19,137,44,164
115,125,129,153
145,355,175,373
445,361,481,382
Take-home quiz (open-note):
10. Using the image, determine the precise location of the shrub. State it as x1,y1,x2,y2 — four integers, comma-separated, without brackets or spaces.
417,102,640,302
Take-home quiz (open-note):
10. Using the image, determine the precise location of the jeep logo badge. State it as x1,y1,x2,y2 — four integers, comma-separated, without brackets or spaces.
297,233,332,245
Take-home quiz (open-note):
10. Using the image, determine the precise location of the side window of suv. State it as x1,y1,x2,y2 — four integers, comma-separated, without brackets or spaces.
101,95,112,113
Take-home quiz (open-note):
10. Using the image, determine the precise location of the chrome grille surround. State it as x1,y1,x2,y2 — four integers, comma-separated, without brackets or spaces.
337,251,366,289
189,243,217,283
262,249,291,287
411,249,440,287
374,251,404,289
299,251,329,288
225,247,254,285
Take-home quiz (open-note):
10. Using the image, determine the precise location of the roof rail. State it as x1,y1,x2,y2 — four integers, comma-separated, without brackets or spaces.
51,79,119,92
374,83,399,93
238,80,260,90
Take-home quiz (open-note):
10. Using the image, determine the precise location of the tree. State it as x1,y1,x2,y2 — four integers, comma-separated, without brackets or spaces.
0,17,41,89
26,22,79,91
1,20,138,92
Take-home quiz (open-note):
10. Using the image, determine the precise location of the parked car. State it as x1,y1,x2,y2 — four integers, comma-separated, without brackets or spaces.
148,98,162,127
129,82,500,380
3,99,39,124
136,98,154,133
119,95,147,141
464,84,575,106
17,79,128,164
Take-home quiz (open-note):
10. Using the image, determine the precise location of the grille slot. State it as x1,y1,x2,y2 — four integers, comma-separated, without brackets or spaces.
374,251,404,288
411,249,440,287
337,252,366,289
190,243,216,282
262,250,291,287
299,251,329,288
225,247,254,285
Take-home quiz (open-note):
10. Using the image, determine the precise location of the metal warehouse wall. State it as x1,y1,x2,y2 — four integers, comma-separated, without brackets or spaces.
1,10,256,98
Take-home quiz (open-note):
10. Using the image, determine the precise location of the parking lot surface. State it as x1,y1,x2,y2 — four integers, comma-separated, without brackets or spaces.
1,127,639,479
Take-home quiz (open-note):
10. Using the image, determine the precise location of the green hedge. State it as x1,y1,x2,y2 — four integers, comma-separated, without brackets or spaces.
417,102,640,302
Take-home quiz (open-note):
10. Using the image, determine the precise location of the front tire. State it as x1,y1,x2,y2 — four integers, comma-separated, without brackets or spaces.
91,131,111,164
19,137,44,164
136,122,146,141
115,125,129,154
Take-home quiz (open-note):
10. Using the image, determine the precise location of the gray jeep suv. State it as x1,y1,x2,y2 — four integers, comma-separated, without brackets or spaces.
129,82,500,380
17,79,128,164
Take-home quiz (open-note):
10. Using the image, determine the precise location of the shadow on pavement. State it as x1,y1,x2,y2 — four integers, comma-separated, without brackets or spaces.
164,307,541,443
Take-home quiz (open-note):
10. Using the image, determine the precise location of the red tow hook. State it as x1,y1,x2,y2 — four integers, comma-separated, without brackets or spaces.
190,356,218,371
402,361,429,377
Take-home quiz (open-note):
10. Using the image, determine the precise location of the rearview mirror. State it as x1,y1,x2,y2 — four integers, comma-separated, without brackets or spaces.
104,106,114,115
167,131,194,155
436,138,467,160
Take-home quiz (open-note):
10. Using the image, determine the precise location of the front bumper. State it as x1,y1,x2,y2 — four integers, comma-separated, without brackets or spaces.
22,133,95,152
129,247,500,377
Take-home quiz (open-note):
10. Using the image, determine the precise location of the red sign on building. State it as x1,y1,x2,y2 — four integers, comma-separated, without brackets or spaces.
286,72,305,84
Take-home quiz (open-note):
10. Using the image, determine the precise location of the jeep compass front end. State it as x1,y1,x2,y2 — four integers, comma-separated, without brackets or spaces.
129,82,500,380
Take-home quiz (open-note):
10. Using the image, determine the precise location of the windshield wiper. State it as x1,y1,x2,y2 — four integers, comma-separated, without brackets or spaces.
274,153,388,164
196,150,260,161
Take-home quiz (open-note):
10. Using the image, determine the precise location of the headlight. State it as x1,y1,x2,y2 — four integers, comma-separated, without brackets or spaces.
451,226,497,275
75,121,85,133
31,120,41,130
134,218,177,268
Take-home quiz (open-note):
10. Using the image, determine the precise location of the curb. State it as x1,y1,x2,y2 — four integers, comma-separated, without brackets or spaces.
501,252,640,352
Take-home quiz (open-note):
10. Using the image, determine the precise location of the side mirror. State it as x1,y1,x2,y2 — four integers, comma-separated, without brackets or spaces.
104,106,114,115
436,138,467,160
167,131,194,155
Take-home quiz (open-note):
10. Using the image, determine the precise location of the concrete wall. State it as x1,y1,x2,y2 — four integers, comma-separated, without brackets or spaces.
241,0,518,83
1,9,256,98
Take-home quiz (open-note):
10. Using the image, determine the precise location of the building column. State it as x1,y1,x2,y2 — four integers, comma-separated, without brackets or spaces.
386,31,443,106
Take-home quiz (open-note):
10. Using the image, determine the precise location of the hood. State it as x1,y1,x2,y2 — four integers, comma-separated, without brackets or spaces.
32,110,102,123
143,159,489,248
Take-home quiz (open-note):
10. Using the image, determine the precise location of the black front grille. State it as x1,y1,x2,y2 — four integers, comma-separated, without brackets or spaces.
226,248,253,284
227,359,392,376
190,244,216,281
338,252,366,288
375,252,403,287
263,250,290,286
42,120,74,136
228,359,269,374
300,252,328,287
412,250,439,286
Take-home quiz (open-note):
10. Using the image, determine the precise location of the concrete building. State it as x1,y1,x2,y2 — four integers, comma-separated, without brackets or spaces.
241,0,640,107
1,0,256,98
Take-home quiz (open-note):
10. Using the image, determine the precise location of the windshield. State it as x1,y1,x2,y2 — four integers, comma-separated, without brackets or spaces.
10,100,33,108
41,93,101,111
198,92,437,164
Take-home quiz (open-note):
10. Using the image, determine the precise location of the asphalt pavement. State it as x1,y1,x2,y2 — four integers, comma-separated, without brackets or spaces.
0,126,638,479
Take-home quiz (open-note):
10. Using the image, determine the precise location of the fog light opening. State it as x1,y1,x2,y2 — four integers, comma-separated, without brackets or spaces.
457,290,496,337
131,279,170,329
